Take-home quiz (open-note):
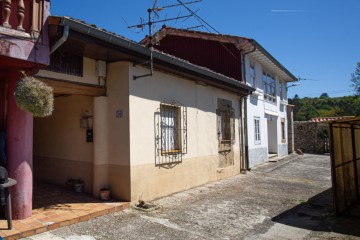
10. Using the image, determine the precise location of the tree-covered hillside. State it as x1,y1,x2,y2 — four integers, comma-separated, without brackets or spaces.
288,94,360,121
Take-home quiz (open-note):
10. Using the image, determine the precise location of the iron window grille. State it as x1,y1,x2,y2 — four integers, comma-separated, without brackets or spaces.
154,102,187,168
47,51,83,77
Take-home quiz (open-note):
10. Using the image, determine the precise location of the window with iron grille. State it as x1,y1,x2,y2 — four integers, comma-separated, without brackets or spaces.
262,72,276,103
217,99,235,153
161,105,181,154
155,102,187,168
47,51,83,77
254,117,261,144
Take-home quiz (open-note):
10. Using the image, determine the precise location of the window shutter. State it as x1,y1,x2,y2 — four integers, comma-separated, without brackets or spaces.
216,109,221,140
230,108,235,144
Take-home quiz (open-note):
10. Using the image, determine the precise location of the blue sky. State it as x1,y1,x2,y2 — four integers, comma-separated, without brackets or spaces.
51,0,360,98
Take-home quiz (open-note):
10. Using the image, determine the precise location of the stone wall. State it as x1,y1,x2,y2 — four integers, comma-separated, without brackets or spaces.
294,121,329,153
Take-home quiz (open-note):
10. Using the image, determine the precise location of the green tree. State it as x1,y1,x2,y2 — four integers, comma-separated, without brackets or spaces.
320,93,329,98
351,62,360,95
290,95,360,121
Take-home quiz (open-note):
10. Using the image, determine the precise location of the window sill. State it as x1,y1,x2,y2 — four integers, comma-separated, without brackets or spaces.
280,100,288,105
264,94,277,105
161,150,182,155
254,141,261,145
264,99,277,105
252,90,262,97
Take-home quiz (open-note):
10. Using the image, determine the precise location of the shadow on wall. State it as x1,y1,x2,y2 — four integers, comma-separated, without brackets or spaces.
272,188,360,237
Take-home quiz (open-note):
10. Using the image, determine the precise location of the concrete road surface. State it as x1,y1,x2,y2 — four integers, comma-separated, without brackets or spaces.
23,154,360,240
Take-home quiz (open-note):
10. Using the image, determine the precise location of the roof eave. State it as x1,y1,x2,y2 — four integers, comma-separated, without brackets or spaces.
51,16,254,95
149,27,297,82
250,40,297,82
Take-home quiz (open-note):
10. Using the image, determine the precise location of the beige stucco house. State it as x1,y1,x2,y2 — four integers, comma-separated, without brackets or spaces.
33,16,254,202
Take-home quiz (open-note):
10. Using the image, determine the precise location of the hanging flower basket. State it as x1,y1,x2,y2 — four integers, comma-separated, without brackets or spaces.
14,76,54,117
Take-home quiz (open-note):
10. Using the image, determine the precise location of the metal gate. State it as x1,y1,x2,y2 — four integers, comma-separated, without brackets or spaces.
330,117,360,215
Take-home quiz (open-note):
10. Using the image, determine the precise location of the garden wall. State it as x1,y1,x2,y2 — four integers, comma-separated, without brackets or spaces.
294,121,329,153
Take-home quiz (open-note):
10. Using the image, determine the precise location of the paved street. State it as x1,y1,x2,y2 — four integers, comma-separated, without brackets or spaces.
23,154,360,240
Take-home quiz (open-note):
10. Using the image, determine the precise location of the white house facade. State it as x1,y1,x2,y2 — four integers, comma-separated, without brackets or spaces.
244,53,295,168
149,27,298,169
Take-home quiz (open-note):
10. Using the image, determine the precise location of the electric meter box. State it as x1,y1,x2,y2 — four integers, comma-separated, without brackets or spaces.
96,60,107,77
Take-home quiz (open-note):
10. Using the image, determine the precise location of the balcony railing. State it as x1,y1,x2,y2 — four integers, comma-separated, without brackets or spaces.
1,0,44,38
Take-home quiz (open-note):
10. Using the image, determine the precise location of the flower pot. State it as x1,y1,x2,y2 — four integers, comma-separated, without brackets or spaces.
100,189,110,201
73,183,84,193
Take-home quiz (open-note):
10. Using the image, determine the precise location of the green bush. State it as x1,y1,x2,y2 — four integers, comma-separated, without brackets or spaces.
14,76,54,117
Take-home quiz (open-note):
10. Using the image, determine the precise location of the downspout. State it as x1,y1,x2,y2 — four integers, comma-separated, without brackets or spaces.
239,97,246,173
240,41,256,171
50,25,69,54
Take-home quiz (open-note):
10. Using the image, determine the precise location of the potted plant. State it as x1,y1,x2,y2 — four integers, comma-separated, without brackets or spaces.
73,179,85,193
14,76,54,117
99,187,110,201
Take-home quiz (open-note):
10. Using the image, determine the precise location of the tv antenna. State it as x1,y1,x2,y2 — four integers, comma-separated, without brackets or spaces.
298,76,320,82
128,0,203,80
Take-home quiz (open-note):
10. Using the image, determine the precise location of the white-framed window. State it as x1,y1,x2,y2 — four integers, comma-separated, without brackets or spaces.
254,117,261,144
160,103,187,155
262,72,276,103
279,80,283,100
249,62,256,87
281,118,286,143
155,102,188,167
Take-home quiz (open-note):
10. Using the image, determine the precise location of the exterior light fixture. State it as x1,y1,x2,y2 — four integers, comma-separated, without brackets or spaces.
286,83,300,90
80,110,93,129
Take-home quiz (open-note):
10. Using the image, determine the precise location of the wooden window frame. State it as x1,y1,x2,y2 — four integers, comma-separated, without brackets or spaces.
254,117,261,144
281,118,286,143
217,99,235,153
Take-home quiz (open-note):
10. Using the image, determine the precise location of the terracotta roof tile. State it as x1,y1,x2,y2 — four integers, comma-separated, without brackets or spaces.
311,116,355,123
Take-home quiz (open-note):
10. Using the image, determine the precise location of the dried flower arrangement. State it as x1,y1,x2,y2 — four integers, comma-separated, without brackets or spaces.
14,76,54,117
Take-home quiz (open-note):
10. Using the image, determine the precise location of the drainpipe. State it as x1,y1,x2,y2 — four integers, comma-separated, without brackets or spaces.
50,25,69,54
239,97,246,173
241,41,256,171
